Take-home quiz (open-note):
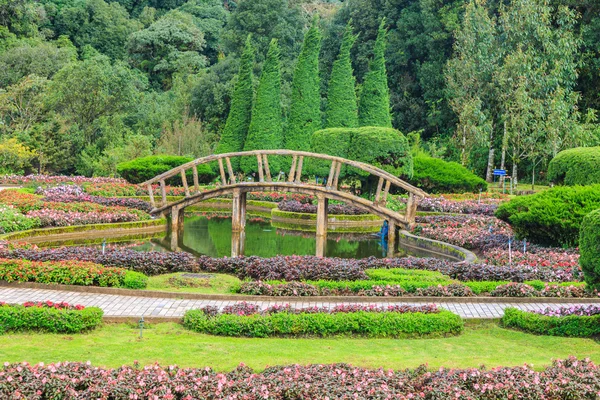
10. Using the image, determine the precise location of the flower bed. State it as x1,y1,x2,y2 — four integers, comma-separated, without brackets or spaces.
417,196,500,215
40,185,152,212
183,302,462,338
0,258,148,289
0,301,103,333
277,200,369,215
27,209,145,227
502,307,600,337
0,358,598,398
0,206,39,234
0,175,126,185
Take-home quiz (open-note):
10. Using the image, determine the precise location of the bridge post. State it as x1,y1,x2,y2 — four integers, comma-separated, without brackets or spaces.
169,206,185,252
231,231,246,257
387,220,396,258
231,189,247,233
315,194,328,257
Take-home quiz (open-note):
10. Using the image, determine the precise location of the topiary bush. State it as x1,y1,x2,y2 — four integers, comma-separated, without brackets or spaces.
116,155,215,185
579,209,600,290
548,147,600,186
310,126,412,182
406,156,487,193
495,185,600,247
502,307,600,337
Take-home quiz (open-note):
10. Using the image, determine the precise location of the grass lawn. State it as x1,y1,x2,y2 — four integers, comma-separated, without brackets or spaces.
0,322,598,371
145,273,240,294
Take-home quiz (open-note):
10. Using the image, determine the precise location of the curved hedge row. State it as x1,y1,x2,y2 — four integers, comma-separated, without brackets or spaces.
0,303,103,333
496,185,600,247
580,209,600,290
548,146,600,186
183,308,463,338
502,307,600,337
407,156,488,194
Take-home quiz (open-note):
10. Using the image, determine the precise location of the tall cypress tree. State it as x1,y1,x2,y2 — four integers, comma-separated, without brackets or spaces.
284,17,322,152
358,19,392,127
325,21,358,128
242,38,283,174
216,35,254,170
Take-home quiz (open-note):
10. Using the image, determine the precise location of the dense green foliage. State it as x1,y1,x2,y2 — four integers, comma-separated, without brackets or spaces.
183,309,463,338
358,19,391,128
116,155,214,184
496,185,600,247
548,147,600,186
242,39,283,174
579,209,600,290
0,305,103,334
215,35,254,171
324,21,358,128
502,308,600,337
407,156,488,194
0,207,39,233
310,127,412,183
284,18,322,152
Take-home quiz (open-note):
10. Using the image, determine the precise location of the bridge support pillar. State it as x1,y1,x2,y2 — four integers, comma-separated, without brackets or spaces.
315,194,328,257
169,206,185,252
231,231,246,257
231,189,247,234
387,220,396,258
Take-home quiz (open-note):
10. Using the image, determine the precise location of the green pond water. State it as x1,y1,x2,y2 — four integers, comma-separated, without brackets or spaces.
130,215,391,258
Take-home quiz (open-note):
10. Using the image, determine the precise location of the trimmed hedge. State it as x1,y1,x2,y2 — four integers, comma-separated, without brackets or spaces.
502,308,600,337
0,304,103,333
406,156,488,193
548,146,600,186
116,155,215,185
495,185,600,247
0,258,148,289
579,209,600,290
183,309,463,338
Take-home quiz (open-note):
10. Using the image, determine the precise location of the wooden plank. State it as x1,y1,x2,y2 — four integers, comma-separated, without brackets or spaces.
382,180,391,205
217,158,227,185
147,184,155,208
374,177,384,204
326,161,336,188
192,165,199,193
256,154,264,182
180,170,190,197
288,155,297,182
160,180,167,207
333,161,342,189
225,157,236,184
294,156,304,183
262,154,272,182
406,193,417,224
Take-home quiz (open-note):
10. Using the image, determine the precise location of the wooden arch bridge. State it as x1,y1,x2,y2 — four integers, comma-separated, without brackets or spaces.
141,150,428,257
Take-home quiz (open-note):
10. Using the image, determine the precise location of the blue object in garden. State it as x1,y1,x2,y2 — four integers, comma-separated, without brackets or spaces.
378,220,389,238
493,169,507,176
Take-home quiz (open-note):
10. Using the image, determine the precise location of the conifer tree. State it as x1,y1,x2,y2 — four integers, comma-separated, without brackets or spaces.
325,21,358,128
358,19,392,127
216,35,254,170
284,17,322,152
242,38,283,174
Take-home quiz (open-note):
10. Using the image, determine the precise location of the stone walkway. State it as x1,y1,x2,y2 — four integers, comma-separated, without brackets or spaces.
1,287,596,319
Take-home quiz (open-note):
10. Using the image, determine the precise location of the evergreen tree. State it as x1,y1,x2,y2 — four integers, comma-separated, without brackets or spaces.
216,35,254,170
358,19,392,128
242,38,283,174
284,17,322,152
325,21,358,128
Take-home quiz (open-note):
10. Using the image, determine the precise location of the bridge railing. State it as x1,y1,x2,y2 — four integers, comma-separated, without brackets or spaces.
141,150,428,223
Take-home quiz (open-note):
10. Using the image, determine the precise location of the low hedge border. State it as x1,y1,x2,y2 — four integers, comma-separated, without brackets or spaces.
501,307,600,337
183,309,463,338
0,218,166,241
0,304,103,333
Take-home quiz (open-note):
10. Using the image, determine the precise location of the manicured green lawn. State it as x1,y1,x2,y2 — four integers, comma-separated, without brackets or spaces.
145,273,240,294
0,322,598,371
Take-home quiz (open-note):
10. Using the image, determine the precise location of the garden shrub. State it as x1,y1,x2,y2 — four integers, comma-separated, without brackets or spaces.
310,127,412,181
0,258,148,289
495,185,600,247
183,307,463,338
0,206,39,233
0,358,599,398
579,209,600,290
502,307,600,337
490,283,537,297
116,155,215,185
0,302,103,333
406,156,488,193
547,146,600,186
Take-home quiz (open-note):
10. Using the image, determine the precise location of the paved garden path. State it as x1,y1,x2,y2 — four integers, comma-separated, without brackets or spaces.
1,287,597,319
